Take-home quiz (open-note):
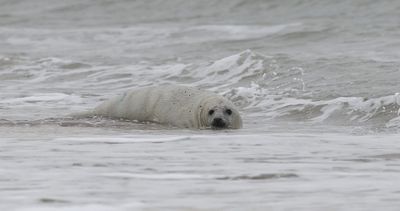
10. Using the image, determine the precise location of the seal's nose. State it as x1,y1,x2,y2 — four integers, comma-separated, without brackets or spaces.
212,118,226,128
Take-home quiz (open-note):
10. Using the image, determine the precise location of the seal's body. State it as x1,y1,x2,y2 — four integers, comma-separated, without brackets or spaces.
77,85,242,129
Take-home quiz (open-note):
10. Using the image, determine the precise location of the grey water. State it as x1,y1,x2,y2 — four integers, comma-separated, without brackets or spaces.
1,0,400,210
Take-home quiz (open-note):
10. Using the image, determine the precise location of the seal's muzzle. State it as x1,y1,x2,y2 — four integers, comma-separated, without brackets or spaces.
211,117,226,129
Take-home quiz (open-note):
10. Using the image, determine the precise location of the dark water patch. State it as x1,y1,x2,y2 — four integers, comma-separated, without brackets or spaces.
217,173,298,180
0,119,16,126
39,198,70,204
60,62,91,69
367,153,400,160
338,158,373,163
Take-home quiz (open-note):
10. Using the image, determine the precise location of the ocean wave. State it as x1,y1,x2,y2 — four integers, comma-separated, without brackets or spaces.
1,50,400,129
242,92,400,126
184,50,400,128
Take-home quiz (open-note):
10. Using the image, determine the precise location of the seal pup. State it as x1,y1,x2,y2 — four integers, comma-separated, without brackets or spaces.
75,85,242,129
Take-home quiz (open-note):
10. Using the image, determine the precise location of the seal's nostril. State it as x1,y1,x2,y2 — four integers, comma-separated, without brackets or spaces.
214,118,222,123
212,118,226,128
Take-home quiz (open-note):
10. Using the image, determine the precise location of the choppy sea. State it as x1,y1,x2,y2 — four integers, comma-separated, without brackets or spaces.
1,0,400,210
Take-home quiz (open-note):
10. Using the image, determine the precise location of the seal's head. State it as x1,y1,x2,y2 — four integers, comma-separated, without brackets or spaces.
200,97,242,129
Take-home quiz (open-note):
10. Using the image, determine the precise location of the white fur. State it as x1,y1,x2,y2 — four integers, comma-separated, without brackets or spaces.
77,85,242,129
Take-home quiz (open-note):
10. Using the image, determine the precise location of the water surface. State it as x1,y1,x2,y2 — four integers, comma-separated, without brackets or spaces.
1,0,400,210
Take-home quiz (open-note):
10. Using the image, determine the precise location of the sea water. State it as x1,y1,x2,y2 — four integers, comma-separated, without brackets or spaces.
1,1,400,210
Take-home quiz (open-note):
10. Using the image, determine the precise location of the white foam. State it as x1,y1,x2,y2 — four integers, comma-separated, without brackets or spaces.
186,50,270,90
386,116,400,128
0,93,82,105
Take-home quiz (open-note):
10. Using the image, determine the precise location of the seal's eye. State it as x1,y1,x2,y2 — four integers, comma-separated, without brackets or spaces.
225,109,232,115
208,110,214,115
